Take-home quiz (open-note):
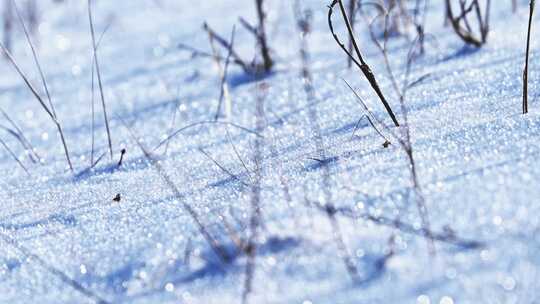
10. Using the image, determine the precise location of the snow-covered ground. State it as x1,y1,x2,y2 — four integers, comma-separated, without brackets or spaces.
0,1,539,303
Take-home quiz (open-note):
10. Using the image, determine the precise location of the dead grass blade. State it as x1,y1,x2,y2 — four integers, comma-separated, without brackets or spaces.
0,137,30,175
88,0,114,161
153,120,263,151
0,43,73,171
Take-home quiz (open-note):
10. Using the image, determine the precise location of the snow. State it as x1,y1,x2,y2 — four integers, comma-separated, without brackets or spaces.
0,0,539,303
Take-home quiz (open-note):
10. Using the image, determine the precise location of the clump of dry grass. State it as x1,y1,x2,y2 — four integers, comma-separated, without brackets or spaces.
180,0,274,76
445,0,491,47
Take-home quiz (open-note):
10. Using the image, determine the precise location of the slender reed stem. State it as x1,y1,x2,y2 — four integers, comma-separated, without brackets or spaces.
523,0,536,114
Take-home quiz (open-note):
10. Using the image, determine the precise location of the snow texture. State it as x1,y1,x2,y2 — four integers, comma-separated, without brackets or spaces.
0,0,539,303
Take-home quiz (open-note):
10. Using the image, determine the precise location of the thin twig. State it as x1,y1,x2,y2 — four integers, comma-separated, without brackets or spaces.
214,26,236,121
198,147,250,187
75,152,106,178
350,114,391,146
254,0,273,72
153,120,263,151
225,127,252,181
328,0,400,127
445,0,491,47
184,237,192,267
239,17,259,38
117,148,126,167
343,80,404,147
219,213,246,253
178,42,249,71
203,22,250,73
90,52,96,165
523,0,536,114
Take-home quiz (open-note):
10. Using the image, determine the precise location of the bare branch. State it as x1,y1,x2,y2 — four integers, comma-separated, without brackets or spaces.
328,0,400,127
523,0,536,114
